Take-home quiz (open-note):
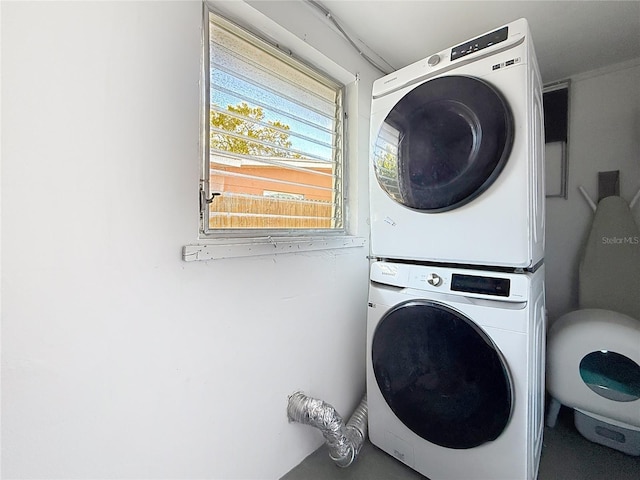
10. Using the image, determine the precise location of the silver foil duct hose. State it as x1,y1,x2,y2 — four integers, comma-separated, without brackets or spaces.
287,391,368,468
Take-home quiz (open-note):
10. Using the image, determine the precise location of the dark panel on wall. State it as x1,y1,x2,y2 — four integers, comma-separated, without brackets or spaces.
544,88,568,143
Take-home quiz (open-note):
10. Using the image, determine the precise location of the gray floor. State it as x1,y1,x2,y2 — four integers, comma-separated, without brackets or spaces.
281,406,640,480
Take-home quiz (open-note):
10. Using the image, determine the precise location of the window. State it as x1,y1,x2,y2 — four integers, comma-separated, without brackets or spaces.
201,11,345,235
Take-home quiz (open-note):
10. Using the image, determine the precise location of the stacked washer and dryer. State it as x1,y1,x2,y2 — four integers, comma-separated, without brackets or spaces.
366,19,546,480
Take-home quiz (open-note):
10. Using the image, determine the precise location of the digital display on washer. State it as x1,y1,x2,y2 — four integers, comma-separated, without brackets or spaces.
451,274,510,297
451,26,508,61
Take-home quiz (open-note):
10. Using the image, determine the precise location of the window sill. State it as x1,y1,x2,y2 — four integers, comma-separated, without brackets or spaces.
182,236,366,262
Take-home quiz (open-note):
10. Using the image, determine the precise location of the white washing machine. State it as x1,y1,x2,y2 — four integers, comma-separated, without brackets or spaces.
367,261,546,480
369,18,544,268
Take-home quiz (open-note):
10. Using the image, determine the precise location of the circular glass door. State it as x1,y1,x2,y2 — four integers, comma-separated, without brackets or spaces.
579,351,640,402
372,300,513,449
372,75,514,212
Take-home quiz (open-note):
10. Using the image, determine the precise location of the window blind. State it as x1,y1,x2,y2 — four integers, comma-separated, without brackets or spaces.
207,14,344,231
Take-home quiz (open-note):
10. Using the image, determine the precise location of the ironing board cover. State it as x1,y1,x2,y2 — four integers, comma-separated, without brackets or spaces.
579,195,640,319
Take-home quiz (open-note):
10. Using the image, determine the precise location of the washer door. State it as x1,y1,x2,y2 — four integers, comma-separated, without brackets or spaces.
373,75,514,212
372,300,513,449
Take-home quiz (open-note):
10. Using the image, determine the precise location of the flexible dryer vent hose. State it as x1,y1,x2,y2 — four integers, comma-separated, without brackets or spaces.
287,391,368,468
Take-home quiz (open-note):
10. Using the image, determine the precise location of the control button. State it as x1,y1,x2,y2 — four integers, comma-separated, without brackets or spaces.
427,54,440,67
426,273,442,287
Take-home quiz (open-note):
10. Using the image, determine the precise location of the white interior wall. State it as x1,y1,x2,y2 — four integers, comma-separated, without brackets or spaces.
545,60,640,323
0,1,379,479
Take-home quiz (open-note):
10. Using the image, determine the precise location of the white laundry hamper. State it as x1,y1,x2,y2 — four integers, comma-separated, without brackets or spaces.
546,195,640,456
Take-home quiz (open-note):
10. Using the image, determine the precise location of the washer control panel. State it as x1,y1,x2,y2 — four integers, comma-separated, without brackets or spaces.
370,262,528,302
450,273,510,297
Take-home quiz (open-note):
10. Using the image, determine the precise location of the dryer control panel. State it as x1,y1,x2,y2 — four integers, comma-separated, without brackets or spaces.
451,26,508,61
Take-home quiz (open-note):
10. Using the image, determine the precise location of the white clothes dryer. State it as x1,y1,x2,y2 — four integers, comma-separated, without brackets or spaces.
367,261,546,480
369,18,544,269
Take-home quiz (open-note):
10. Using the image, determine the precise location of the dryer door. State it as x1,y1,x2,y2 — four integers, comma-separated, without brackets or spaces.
371,300,514,449
372,75,513,212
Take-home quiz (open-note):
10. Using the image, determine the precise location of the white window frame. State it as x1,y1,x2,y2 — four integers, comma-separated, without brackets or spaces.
183,1,364,261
